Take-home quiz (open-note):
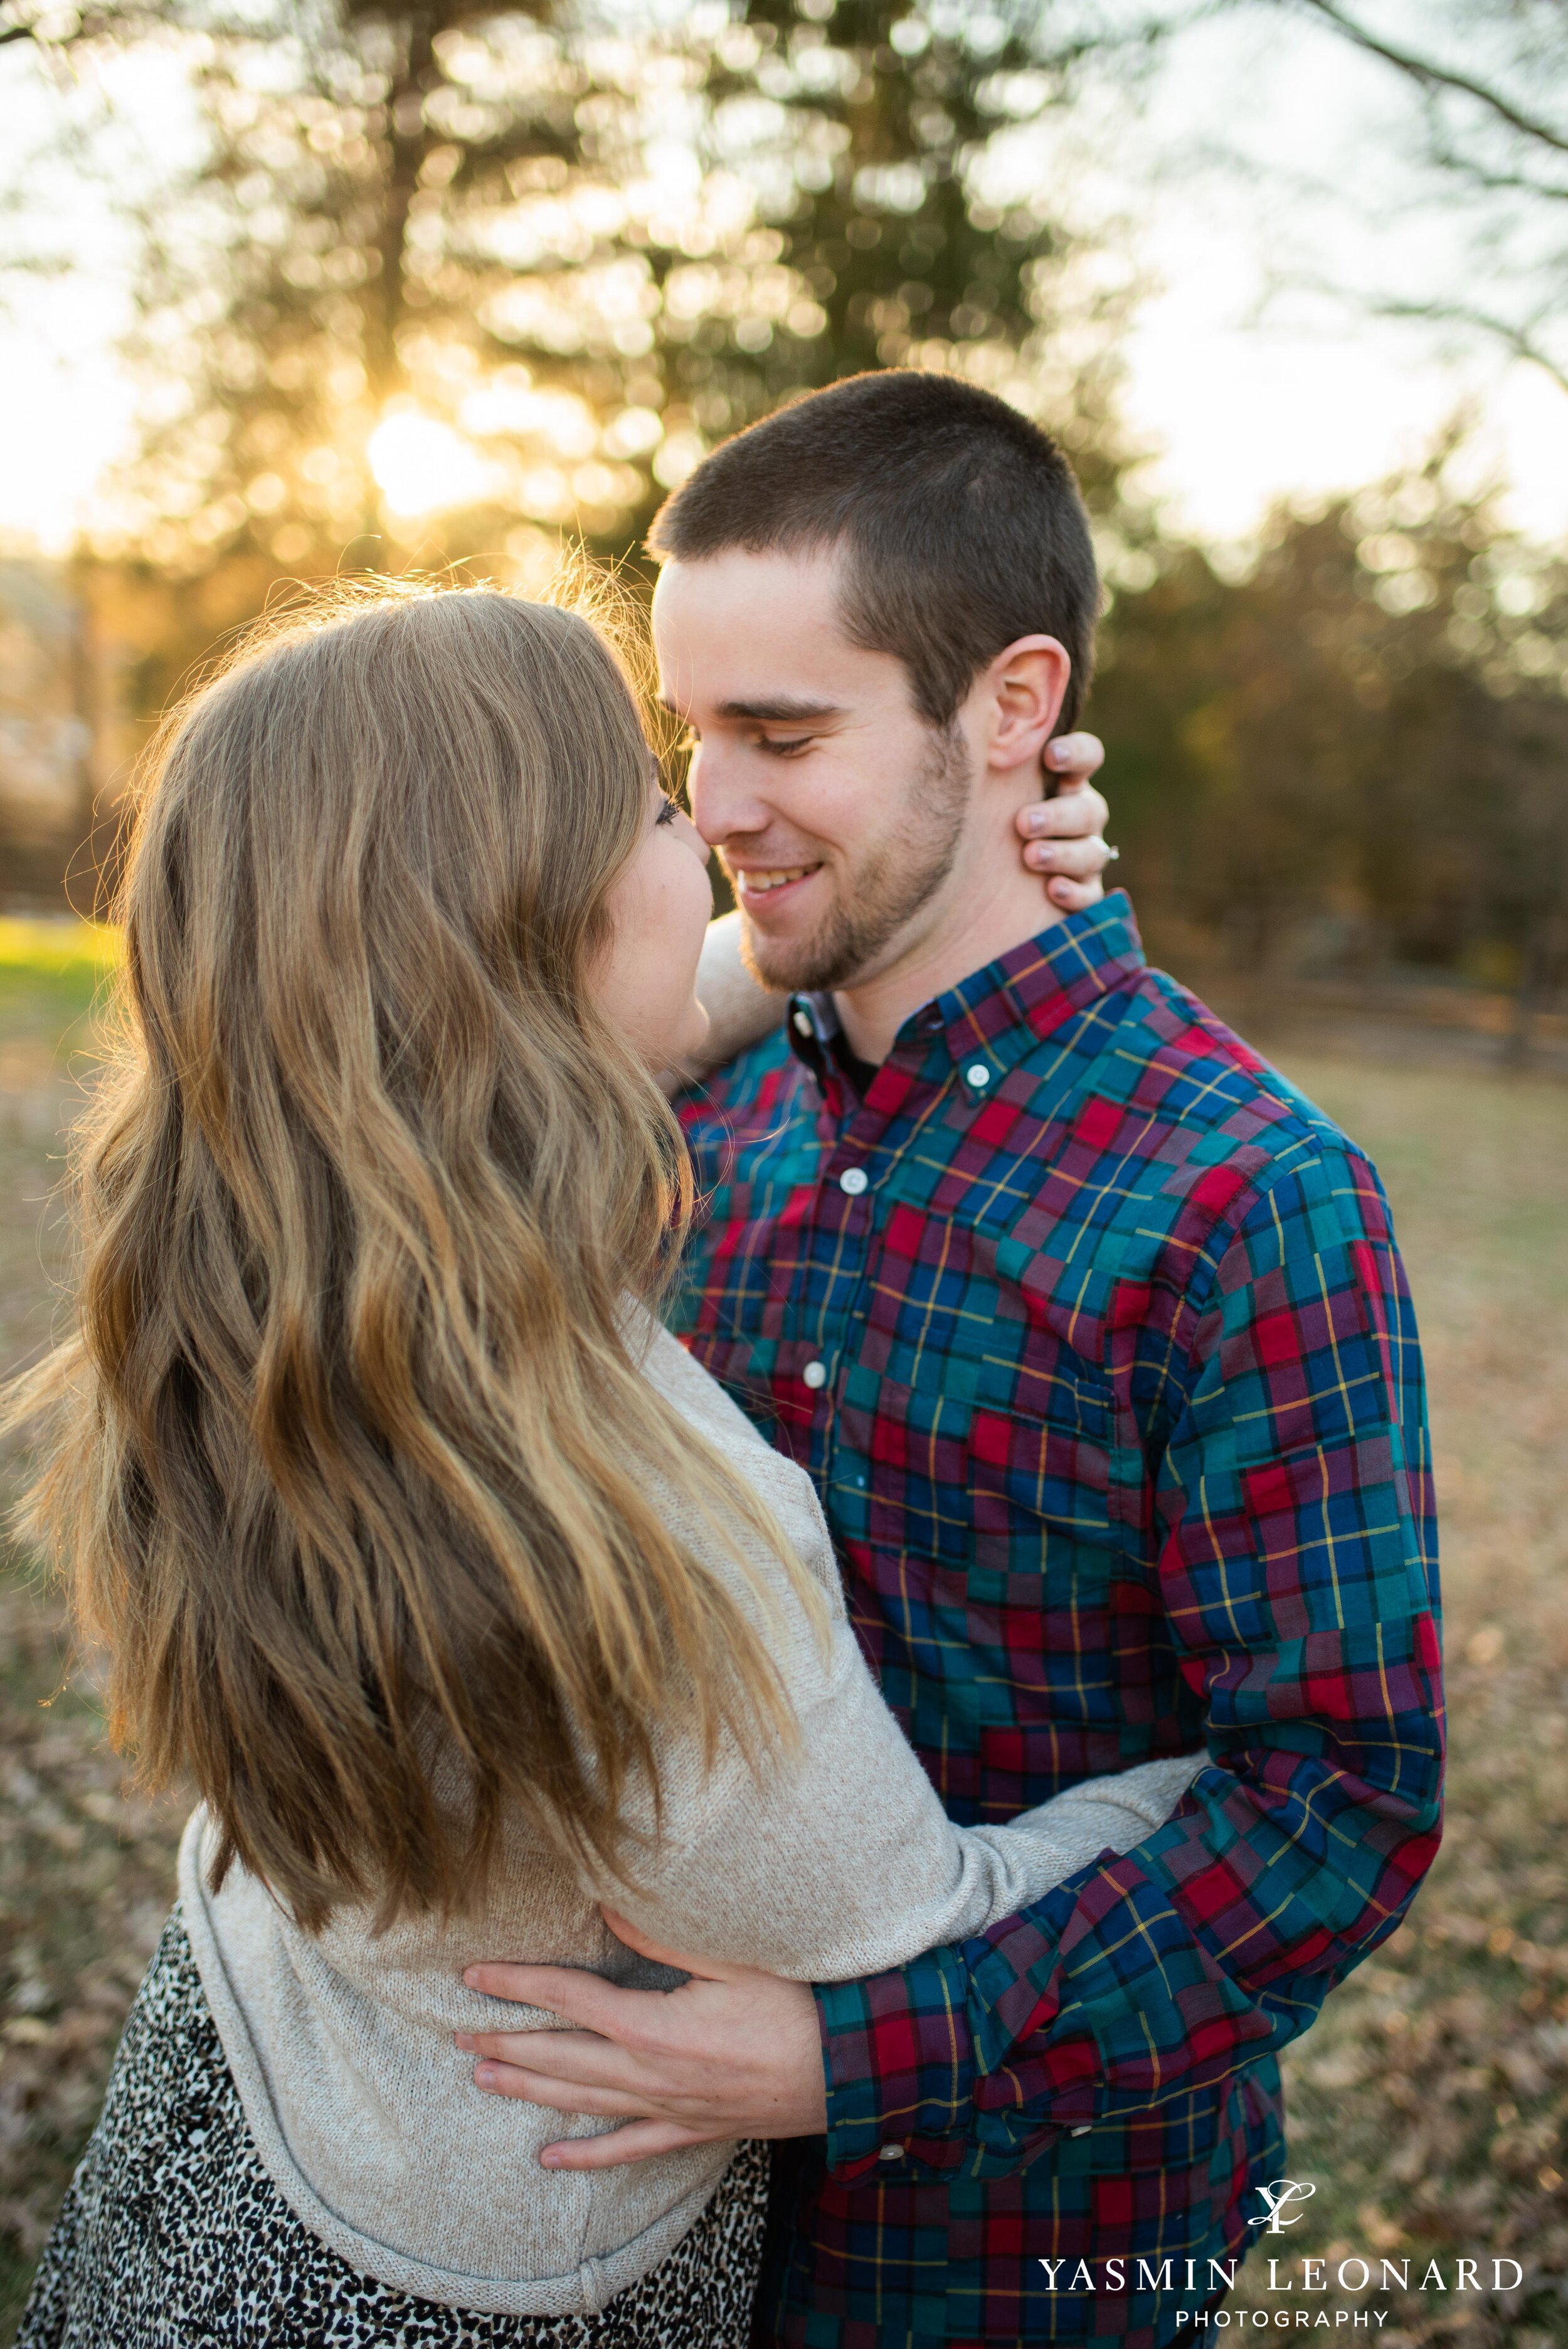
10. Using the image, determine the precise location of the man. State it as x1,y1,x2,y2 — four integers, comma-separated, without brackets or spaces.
464,373,1444,2348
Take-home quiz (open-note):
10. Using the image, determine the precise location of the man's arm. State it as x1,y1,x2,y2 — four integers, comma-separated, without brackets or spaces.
455,1768,1203,2169
810,1140,1443,2182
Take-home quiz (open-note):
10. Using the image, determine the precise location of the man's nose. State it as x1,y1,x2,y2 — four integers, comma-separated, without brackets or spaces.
687,740,771,848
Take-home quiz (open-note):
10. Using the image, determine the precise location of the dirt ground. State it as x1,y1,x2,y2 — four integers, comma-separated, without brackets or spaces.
1,978,1565,2345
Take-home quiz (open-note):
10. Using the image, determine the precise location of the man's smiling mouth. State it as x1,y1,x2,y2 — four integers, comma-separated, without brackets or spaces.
741,866,818,894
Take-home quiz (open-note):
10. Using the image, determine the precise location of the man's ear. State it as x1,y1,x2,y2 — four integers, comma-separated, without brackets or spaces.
983,635,1072,775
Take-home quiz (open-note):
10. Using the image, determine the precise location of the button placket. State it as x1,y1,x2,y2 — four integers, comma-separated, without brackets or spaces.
812,1062,916,1501
800,1159,872,1407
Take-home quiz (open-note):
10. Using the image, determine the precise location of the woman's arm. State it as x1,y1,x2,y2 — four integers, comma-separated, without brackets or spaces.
456,1486,1201,2158
575,1568,1200,1985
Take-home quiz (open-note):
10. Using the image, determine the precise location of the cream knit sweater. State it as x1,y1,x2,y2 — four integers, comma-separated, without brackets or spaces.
181,1313,1201,2318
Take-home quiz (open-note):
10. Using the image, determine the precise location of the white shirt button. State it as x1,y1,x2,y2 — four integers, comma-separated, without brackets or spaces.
1071,2124,1093,2138
839,1166,868,1195
792,1009,813,1037
879,2141,904,2160
965,1063,991,1088
802,1360,828,1389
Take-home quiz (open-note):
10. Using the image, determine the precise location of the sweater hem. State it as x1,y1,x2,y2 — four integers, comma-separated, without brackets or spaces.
176,1810,724,2317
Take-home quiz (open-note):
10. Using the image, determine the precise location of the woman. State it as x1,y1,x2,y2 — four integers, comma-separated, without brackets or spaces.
12,583,1195,2348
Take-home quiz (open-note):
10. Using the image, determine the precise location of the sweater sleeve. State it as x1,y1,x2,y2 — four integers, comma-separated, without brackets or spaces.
586,1585,1203,1985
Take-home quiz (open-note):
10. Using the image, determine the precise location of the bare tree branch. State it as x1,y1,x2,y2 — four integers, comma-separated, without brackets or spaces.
1295,0,1568,157
1365,291,1568,396
1419,133,1568,204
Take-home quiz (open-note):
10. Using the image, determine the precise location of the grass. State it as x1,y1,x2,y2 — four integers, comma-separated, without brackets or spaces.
0,938,1565,2344
0,920,117,1057
0,920,119,978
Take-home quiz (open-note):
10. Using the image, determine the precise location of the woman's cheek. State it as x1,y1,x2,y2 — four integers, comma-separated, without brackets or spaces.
665,846,716,1059
682,840,716,952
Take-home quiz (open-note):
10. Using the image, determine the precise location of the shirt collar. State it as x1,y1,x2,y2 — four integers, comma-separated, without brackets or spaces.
786,891,1146,1091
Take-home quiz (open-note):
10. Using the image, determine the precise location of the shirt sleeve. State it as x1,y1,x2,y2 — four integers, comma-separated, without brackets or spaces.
815,1142,1444,2181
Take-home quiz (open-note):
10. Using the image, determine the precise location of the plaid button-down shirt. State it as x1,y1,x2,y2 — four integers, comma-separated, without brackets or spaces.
673,894,1443,2349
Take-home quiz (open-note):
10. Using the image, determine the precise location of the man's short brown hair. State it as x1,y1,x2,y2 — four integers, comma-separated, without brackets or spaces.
647,369,1098,733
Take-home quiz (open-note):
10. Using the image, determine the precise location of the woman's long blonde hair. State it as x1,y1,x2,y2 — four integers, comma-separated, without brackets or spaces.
8,580,814,1929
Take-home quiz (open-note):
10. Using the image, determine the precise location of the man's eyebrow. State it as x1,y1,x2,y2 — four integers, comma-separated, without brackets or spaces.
707,696,848,723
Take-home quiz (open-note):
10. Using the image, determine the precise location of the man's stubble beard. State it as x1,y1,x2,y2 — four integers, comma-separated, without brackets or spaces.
734,724,972,998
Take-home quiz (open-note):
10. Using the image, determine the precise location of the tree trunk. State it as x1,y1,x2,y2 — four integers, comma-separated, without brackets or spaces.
358,8,437,553
66,546,103,917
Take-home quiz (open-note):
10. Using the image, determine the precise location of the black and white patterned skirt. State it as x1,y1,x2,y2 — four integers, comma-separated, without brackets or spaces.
19,1908,770,2349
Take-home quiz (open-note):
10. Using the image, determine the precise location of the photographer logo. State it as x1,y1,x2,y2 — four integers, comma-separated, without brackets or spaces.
1249,2181,1318,2235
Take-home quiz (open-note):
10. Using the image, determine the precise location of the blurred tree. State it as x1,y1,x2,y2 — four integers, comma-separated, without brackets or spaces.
0,559,96,906
6,1,1563,1028
1,0,1145,621
1093,446,1568,1034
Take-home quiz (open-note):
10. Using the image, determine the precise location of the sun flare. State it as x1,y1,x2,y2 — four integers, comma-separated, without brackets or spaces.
367,414,499,518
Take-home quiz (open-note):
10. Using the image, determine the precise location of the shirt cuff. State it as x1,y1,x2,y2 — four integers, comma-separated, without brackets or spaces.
814,1946,977,2182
